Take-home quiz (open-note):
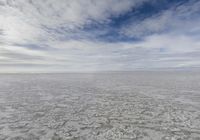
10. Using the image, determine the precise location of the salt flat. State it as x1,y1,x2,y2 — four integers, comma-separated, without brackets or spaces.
0,72,200,140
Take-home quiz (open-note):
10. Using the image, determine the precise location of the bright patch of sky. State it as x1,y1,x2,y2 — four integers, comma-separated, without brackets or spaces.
0,0,200,72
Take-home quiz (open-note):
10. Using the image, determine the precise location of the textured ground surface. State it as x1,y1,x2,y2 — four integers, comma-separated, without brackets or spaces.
0,72,200,140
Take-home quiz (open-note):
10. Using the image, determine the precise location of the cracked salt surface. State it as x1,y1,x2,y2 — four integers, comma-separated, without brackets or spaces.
0,72,200,140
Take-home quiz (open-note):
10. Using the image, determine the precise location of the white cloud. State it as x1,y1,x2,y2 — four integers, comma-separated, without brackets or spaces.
121,0,200,38
0,0,200,72
0,0,148,49
139,34,200,53
1,34,200,72
1,0,146,28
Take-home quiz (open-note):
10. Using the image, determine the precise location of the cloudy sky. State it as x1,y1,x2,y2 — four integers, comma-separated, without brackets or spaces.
0,0,200,72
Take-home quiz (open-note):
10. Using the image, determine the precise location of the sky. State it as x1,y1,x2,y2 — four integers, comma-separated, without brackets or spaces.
0,0,200,72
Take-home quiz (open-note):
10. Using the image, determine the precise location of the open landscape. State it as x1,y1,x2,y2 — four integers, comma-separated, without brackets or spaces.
1,0,200,139
0,72,200,140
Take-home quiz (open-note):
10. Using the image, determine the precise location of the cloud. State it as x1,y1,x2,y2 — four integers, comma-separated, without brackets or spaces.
0,0,148,44
120,0,200,38
0,0,200,72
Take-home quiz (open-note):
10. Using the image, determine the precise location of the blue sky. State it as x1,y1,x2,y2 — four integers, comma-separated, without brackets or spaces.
0,0,200,72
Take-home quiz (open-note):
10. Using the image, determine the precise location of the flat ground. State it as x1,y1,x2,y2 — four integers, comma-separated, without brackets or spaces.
0,72,200,140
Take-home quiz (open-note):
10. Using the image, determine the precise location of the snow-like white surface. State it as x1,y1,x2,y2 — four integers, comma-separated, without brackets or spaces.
0,72,200,140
